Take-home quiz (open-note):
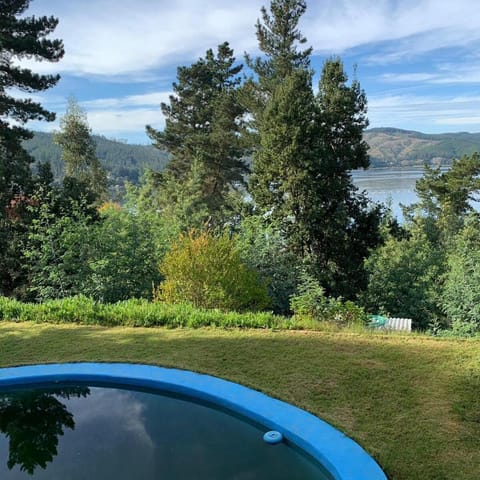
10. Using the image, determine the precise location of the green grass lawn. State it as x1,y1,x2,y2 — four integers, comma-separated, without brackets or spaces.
0,322,478,480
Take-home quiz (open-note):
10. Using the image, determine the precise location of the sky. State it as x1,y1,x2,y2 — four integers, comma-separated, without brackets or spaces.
16,0,480,144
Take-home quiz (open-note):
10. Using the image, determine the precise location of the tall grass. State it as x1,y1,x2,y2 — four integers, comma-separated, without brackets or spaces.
0,296,294,329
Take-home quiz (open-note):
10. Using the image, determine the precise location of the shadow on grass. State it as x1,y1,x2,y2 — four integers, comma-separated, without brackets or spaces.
0,324,478,480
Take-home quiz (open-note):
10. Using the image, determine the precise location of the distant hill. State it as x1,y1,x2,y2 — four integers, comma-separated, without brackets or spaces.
24,131,169,191
365,128,480,167
24,129,480,189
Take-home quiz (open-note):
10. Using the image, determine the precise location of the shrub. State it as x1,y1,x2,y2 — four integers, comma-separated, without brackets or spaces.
290,274,368,326
236,215,300,314
155,230,270,312
361,232,444,329
441,216,480,333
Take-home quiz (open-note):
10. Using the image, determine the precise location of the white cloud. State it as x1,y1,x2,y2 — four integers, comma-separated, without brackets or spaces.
368,93,480,131
380,73,438,83
379,64,480,85
435,116,480,125
81,92,173,109
26,91,169,142
78,92,170,135
86,107,164,134
20,0,480,79
24,0,262,78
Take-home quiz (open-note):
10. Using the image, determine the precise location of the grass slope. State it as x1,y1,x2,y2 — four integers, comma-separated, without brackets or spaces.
0,323,478,480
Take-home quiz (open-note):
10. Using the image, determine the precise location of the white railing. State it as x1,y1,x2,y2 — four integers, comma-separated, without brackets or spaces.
386,317,412,332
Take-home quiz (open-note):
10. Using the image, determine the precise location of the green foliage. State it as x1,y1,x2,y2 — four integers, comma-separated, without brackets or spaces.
0,295,370,331
236,215,299,314
0,296,282,329
442,215,480,333
156,230,270,312
290,273,368,326
245,0,312,105
23,196,95,301
407,153,480,240
362,230,444,329
54,99,108,202
0,0,64,207
0,0,63,297
84,205,164,303
23,131,169,193
22,191,174,303
147,42,248,226
248,4,383,299
135,163,211,232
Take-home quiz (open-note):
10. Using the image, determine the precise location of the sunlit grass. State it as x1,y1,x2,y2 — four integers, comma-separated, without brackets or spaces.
0,322,478,480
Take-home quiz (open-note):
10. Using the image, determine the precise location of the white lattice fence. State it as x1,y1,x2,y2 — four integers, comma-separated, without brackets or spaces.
386,317,412,332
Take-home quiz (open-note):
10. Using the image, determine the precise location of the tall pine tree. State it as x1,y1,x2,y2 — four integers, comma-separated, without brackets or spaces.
248,1,382,298
147,42,248,227
0,0,63,297
0,0,64,205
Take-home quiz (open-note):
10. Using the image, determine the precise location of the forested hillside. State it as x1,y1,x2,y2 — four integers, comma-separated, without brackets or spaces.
25,129,480,183
366,128,480,167
24,131,169,188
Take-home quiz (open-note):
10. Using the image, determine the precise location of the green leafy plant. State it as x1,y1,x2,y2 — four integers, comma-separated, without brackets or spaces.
155,230,270,312
290,273,367,326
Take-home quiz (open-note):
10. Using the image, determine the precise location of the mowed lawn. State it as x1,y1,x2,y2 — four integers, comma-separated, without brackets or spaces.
0,323,478,480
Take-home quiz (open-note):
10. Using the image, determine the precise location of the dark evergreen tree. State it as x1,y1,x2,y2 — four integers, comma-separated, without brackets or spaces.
406,153,480,241
146,42,248,226
308,58,383,296
246,0,311,91
0,0,63,297
0,0,64,204
248,1,382,298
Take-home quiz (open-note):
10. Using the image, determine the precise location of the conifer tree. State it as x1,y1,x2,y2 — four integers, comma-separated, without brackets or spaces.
0,0,63,297
248,1,382,298
146,42,248,226
0,0,64,205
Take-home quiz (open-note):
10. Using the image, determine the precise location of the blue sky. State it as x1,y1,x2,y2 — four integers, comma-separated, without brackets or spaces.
17,0,480,144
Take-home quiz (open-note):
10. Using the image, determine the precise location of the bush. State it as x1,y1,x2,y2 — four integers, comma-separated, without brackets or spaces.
236,215,300,314
441,216,480,333
155,230,270,312
290,274,368,326
361,232,444,329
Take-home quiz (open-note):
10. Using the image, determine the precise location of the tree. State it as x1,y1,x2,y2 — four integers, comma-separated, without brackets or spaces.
247,0,382,298
306,58,382,296
147,42,248,226
405,153,480,242
0,0,64,205
236,214,300,314
0,0,63,297
54,98,108,202
23,194,95,301
246,0,311,95
442,214,480,334
85,204,164,303
249,68,317,255
362,229,444,329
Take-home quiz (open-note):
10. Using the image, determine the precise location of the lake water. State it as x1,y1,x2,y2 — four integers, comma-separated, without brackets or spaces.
351,167,427,220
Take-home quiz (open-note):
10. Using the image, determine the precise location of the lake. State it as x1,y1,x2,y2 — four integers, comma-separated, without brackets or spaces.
351,167,427,220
